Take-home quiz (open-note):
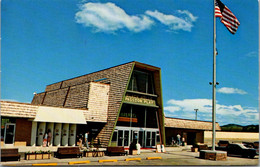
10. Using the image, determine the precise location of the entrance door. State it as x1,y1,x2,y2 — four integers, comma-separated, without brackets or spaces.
4,123,16,144
117,130,130,146
118,130,123,146
123,130,130,146
132,130,138,142
145,131,157,147
138,131,144,146
151,131,156,146
146,131,151,147
187,132,196,145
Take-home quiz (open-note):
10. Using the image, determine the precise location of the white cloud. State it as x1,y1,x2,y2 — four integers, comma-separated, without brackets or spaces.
75,3,198,33
75,2,154,33
145,10,197,32
166,99,212,113
164,98,258,125
164,106,181,112
217,87,247,95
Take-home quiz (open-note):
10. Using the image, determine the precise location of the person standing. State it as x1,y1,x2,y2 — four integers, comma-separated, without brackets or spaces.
47,129,52,147
43,132,48,147
85,132,89,149
177,134,181,145
79,135,83,150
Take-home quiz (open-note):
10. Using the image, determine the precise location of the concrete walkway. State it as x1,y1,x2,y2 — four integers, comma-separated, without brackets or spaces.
1,146,259,166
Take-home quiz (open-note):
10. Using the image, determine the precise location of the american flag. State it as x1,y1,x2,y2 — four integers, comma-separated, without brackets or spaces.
215,0,240,34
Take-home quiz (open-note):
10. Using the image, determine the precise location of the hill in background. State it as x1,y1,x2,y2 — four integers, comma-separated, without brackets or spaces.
221,124,259,132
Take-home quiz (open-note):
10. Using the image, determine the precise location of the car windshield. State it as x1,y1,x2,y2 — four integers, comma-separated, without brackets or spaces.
237,144,248,149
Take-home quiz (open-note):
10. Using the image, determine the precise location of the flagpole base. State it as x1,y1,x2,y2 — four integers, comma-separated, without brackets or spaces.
199,150,227,161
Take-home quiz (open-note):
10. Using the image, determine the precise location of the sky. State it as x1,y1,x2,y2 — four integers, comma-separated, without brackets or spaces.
1,0,259,126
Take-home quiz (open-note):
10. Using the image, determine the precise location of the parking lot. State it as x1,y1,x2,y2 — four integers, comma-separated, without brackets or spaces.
1,149,259,166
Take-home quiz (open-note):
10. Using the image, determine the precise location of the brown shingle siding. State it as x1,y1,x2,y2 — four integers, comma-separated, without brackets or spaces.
64,83,90,109
31,93,45,105
45,82,62,92
31,62,134,146
165,117,221,131
42,88,69,107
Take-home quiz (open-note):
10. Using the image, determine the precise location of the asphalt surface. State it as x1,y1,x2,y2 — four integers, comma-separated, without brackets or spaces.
1,150,259,166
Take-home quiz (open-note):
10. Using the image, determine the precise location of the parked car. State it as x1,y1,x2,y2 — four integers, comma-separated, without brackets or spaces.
242,142,254,148
218,140,229,147
253,141,259,149
227,143,259,159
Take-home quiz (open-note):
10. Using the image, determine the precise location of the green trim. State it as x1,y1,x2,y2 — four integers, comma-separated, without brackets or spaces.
159,69,166,145
122,101,159,108
108,62,135,146
126,90,158,97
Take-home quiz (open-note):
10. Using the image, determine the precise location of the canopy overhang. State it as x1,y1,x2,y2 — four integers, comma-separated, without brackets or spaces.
33,106,87,124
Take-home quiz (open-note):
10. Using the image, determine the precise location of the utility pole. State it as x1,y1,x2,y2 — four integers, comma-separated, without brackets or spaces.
194,109,199,120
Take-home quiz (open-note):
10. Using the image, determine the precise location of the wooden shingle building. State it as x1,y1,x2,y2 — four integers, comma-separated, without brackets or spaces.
1,61,220,148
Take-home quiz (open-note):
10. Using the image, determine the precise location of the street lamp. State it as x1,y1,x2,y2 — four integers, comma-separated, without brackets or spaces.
194,109,199,120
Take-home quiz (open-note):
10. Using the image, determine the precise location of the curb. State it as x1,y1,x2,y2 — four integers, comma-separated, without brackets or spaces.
32,163,57,166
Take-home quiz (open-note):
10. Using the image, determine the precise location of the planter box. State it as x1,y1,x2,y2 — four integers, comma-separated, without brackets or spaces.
25,153,51,160
84,151,104,157
84,151,94,157
200,150,227,161
14,141,27,147
129,149,138,155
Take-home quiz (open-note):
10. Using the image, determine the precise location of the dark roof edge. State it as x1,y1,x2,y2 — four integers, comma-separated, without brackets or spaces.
46,61,136,87
165,117,219,124
134,61,161,70
46,61,161,87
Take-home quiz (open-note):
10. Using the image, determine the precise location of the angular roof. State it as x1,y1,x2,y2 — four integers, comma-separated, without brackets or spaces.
165,117,221,131
31,61,135,146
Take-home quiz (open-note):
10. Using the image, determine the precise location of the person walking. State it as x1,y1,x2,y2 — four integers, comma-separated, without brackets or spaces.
177,134,181,145
85,132,89,149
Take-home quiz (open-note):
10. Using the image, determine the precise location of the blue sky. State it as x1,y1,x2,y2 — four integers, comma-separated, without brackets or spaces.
1,0,259,126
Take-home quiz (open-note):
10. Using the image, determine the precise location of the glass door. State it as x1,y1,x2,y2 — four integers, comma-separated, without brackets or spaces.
118,130,123,146
123,130,130,146
145,131,158,147
151,132,156,146
138,131,144,147
131,130,138,143
4,123,16,144
146,131,151,147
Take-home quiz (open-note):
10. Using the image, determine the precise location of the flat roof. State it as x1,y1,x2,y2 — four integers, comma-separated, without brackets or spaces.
165,117,221,131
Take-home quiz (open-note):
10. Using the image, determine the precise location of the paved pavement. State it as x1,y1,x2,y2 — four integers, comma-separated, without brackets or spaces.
1,147,259,166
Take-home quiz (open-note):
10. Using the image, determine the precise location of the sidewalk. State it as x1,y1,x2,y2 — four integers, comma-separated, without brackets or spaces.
1,146,259,166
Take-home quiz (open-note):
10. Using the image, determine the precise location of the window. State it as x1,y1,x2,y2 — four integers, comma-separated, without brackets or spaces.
117,104,158,128
128,70,154,94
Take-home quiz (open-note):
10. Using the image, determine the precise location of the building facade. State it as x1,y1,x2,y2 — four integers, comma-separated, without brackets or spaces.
1,61,221,148
164,117,221,145
30,61,165,147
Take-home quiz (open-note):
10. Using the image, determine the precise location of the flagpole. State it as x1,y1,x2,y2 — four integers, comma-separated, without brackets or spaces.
212,0,217,151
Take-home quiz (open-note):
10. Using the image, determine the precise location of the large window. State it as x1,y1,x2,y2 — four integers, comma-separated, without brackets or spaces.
117,104,158,128
128,70,154,94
